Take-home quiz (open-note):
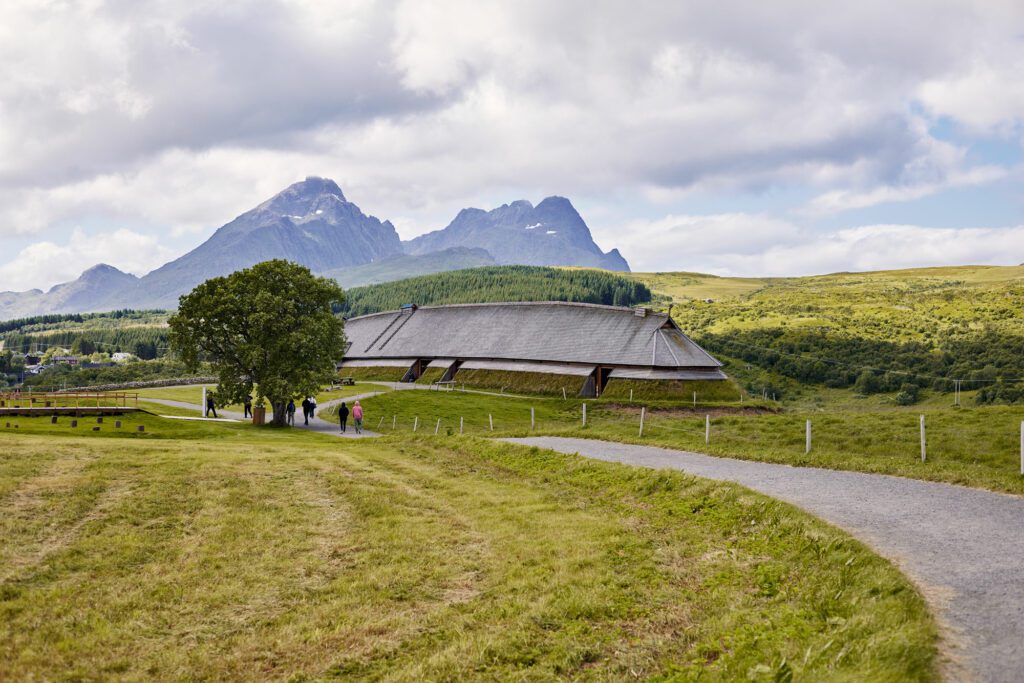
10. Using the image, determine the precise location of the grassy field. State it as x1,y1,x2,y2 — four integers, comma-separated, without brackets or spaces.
343,389,1024,495
0,416,936,680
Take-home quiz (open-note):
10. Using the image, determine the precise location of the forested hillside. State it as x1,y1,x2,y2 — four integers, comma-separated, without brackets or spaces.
642,266,1024,404
340,266,651,317
0,310,170,359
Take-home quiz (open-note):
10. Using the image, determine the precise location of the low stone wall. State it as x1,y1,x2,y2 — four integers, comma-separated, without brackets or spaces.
54,377,216,393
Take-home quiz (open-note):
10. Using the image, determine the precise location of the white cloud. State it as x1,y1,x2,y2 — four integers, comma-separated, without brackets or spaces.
2,1,1024,289
805,165,1008,214
0,228,176,292
620,213,1024,276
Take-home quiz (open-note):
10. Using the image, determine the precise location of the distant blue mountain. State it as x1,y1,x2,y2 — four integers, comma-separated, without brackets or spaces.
405,196,629,271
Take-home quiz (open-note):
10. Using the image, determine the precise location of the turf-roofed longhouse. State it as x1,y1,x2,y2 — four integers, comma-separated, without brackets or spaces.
340,302,726,397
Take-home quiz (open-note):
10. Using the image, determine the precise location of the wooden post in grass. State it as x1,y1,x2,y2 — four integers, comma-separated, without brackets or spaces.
693,391,696,408
920,415,926,462
413,417,419,432
489,414,494,431
460,416,464,434
435,418,440,435
392,415,396,430
629,388,633,402
705,414,710,445
530,407,535,430
582,403,587,427
562,387,567,401
639,407,645,437
806,420,812,454
377,416,384,429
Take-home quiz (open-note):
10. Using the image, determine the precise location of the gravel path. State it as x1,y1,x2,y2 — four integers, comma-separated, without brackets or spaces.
505,436,1024,682
142,393,384,439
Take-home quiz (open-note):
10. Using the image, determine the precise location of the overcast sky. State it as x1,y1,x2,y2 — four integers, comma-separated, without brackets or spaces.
2,0,1024,291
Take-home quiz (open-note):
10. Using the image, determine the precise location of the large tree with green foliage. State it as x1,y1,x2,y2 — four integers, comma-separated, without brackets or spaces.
169,260,346,426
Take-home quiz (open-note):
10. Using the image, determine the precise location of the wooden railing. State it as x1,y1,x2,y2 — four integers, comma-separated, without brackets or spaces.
0,391,139,409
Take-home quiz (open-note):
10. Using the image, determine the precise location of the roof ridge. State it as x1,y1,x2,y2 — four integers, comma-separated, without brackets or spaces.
346,301,662,320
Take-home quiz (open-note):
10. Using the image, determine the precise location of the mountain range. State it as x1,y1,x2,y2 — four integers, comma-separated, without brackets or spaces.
0,177,629,319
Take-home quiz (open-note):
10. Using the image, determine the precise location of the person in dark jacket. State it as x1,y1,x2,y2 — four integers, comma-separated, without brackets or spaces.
243,395,253,419
338,401,349,433
286,399,296,426
206,392,218,418
301,397,311,425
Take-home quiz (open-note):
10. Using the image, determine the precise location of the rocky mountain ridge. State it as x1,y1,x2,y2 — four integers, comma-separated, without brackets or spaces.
0,177,630,319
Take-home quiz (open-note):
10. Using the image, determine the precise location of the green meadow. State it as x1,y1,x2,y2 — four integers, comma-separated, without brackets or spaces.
0,413,936,680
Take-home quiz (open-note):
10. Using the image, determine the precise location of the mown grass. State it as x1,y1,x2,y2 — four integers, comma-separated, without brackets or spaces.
0,420,936,680
349,389,1024,495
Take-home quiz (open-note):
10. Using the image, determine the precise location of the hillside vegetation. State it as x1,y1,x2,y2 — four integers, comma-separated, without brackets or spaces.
340,266,651,317
635,266,1024,403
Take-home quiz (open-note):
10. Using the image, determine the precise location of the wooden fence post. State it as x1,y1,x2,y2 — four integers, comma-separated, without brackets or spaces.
489,414,493,431
582,403,587,427
806,419,812,454
693,391,696,408
629,389,633,402
413,417,419,432
562,387,567,401
460,416,464,434
705,414,710,445
377,416,384,429
435,418,441,435
530,407,535,430
920,415,926,462
639,407,645,437
392,415,396,430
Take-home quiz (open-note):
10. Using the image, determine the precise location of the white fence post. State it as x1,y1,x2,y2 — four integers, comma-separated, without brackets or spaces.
693,391,696,408
460,416,464,434
392,415,396,430
530,407,535,430
414,416,419,432
489,414,493,431
629,389,633,402
806,419,812,454
435,418,441,435
201,386,206,415
582,403,587,427
920,415,926,462
562,387,567,400
377,416,384,429
705,414,710,445
639,407,645,437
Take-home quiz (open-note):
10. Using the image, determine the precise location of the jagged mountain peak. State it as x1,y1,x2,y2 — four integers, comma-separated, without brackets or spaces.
405,195,629,272
257,176,347,218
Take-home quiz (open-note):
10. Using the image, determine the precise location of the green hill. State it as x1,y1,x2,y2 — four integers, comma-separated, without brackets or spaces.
339,266,652,318
634,266,1024,403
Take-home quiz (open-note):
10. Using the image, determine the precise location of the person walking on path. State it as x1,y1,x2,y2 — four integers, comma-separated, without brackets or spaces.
309,396,317,419
243,395,253,419
301,397,311,425
286,399,296,426
338,401,349,433
352,400,363,434
206,392,218,418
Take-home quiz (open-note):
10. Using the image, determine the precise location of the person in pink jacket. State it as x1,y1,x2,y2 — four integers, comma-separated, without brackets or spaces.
352,401,364,434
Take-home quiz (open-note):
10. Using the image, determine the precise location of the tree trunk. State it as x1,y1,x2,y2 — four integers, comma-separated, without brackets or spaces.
271,401,287,426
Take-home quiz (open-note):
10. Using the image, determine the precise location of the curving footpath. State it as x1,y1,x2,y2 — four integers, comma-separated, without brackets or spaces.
505,437,1024,682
